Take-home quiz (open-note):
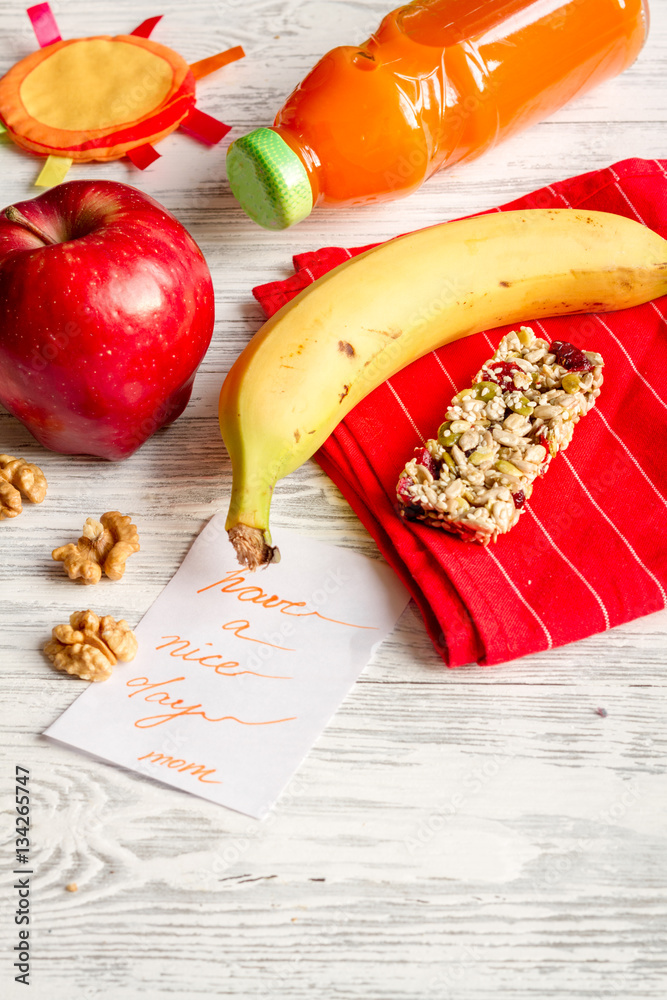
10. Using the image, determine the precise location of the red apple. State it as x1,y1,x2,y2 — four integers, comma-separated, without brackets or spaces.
0,179,214,460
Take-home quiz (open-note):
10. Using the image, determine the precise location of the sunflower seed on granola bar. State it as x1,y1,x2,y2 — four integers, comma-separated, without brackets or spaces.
395,327,604,545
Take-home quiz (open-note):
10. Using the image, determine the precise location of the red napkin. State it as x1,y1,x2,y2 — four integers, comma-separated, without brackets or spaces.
253,158,667,666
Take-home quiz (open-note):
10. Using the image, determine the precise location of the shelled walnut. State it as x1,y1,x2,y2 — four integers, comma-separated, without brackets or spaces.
44,610,138,682
0,480,22,519
52,511,140,584
0,454,47,519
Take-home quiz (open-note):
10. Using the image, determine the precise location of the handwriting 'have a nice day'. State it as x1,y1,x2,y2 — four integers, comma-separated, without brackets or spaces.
46,516,409,817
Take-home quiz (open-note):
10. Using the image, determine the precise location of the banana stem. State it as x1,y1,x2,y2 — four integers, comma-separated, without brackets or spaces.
224,459,280,569
228,524,280,570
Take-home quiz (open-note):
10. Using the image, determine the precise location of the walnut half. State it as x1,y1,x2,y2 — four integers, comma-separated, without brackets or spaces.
0,454,47,519
44,610,138,682
0,480,22,520
52,511,140,584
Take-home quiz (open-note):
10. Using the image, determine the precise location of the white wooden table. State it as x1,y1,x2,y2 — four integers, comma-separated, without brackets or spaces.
1,2,666,998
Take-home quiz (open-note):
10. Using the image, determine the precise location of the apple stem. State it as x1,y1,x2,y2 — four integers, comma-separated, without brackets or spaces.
5,205,58,246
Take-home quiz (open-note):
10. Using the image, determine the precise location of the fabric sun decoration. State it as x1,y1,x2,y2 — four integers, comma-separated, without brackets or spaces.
0,4,244,185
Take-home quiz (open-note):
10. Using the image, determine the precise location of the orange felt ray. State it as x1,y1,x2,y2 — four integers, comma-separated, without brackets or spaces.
190,45,245,81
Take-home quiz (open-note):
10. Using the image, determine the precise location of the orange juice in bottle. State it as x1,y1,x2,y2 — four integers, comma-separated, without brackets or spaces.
227,0,650,228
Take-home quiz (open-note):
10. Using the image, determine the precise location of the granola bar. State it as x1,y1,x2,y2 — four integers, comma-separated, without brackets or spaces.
396,327,604,544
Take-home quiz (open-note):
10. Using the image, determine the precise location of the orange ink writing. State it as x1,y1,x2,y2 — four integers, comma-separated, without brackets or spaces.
197,570,376,629
221,619,295,650
155,636,291,679
137,750,222,784
126,675,298,729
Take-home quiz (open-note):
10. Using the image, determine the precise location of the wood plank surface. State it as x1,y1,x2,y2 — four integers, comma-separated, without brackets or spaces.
1,2,665,998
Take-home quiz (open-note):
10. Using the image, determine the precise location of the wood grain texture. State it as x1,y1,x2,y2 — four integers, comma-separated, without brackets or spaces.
1,1,666,998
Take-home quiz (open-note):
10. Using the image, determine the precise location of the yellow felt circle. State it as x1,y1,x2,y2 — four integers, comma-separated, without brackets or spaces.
19,38,174,131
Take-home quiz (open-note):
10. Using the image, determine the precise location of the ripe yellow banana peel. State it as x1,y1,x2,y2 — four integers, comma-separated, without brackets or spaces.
219,208,667,569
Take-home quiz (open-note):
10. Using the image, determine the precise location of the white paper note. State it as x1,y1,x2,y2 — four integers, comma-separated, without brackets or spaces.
45,515,410,817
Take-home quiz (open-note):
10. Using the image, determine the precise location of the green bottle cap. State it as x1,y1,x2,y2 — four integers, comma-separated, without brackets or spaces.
226,127,313,230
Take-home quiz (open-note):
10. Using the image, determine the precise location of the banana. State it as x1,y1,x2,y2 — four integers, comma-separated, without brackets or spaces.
219,208,667,568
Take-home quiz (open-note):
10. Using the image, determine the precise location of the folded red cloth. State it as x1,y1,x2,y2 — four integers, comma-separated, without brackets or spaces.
253,158,667,666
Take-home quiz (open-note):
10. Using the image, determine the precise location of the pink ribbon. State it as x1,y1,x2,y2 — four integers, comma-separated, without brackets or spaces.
27,3,62,48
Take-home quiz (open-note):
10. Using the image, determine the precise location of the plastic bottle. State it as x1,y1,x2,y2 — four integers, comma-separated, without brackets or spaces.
226,0,650,229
